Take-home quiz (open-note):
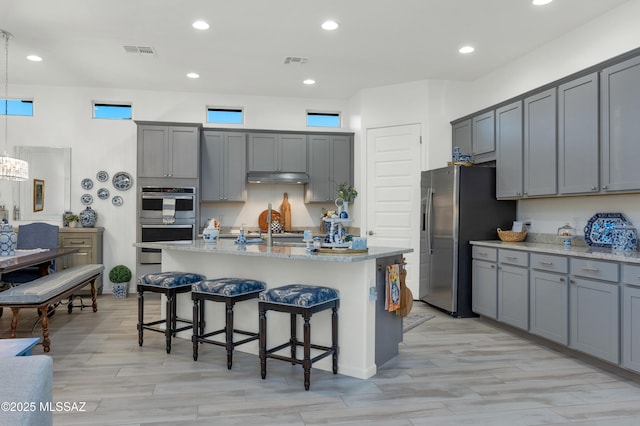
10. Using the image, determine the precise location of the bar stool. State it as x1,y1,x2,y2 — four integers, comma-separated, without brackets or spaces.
259,284,339,391
137,271,206,353
191,278,266,369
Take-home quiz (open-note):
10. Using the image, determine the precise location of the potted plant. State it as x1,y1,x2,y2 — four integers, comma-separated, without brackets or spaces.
64,214,80,228
109,265,132,298
337,182,358,217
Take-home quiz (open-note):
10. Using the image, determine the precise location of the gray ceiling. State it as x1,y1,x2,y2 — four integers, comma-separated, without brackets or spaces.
0,0,631,99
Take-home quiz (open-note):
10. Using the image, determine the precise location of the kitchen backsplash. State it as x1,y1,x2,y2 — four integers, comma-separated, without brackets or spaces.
199,183,337,231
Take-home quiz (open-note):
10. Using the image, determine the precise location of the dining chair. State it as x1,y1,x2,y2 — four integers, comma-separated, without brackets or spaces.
1,223,60,285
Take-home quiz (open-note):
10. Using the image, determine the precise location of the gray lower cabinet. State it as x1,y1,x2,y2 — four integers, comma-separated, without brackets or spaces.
59,227,104,295
497,249,529,330
201,131,246,202
524,88,557,197
622,264,640,372
306,134,353,203
601,55,640,192
472,259,498,319
452,119,472,158
247,133,307,172
529,253,569,345
569,258,620,364
496,101,523,199
558,72,599,195
137,124,200,179
472,111,495,163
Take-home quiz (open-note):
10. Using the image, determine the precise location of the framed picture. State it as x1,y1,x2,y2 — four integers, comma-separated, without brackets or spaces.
33,179,44,212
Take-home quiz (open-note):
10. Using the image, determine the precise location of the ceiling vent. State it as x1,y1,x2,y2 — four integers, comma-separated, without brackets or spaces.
284,56,308,65
123,45,157,57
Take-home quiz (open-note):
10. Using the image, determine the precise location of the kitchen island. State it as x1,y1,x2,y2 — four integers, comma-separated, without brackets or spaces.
134,239,413,379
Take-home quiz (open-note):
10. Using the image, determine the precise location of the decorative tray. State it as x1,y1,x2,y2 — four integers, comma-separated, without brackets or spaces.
314,248,368,255
583,212,628,247
258,210,281,232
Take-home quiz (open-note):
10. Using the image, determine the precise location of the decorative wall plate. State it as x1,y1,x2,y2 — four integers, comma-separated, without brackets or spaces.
112,171,132,191
81,194,93,205
81,178,93,190
112,195,123,206
584,212,628,247
96,171,109,182
97,188,110,200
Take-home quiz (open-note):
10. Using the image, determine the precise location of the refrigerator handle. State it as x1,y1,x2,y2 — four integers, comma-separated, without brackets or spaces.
425,187,433,254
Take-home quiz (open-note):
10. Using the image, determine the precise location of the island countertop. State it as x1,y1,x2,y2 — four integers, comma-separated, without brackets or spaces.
134,239,413,262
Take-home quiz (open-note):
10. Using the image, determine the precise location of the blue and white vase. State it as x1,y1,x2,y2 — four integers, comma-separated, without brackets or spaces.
612,223,638,252
0,223,17,256
79,206,98,227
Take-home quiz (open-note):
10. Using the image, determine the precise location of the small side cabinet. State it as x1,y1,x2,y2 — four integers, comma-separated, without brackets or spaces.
471,246,498,319
58,227,104,294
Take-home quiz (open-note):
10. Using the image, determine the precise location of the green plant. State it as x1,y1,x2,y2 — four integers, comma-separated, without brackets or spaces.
337,182,358,202
109,265,132,284
64,214,79,222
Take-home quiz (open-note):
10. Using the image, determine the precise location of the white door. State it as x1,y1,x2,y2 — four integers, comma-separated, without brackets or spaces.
366,124,422,296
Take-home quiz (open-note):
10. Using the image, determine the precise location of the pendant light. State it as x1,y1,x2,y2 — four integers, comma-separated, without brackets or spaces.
0,29,28,181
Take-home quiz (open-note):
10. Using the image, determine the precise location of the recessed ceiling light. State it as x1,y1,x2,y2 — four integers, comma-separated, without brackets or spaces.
321,20,339,31
187,72,200,79
303,79,316,85
532,0,553,5
192,20,210,30
26,55,42,62
459,46,475,54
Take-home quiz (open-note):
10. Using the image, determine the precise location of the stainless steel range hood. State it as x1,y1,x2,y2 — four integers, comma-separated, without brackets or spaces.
246,171,309,184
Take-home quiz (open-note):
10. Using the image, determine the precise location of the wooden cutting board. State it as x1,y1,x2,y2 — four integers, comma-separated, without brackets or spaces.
280,192,292,232
258,209,281,232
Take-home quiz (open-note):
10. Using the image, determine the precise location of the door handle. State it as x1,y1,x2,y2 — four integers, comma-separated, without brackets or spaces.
368,230,375,236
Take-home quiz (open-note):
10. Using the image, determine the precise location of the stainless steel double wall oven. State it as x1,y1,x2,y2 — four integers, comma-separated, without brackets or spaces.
137,186,196,265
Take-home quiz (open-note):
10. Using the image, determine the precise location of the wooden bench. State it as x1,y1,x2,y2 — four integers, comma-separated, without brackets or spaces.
0,264,104,352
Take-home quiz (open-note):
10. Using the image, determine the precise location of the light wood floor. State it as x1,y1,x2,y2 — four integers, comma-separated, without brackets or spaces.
3,294,640,425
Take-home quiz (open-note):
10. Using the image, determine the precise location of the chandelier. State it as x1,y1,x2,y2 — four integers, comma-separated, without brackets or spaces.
0,29,28,181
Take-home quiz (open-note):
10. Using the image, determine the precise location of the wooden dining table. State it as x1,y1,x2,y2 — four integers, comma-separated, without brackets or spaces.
0,248,79,276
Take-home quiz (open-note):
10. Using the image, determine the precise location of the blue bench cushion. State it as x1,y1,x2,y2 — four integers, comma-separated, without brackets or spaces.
140,271,206,288
259,284,339,307
192,278,266,297
0,264,104,305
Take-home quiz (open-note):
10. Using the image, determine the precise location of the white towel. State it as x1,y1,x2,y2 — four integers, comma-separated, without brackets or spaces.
162,198,176,224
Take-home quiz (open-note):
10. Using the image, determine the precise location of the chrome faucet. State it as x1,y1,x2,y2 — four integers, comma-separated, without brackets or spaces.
266,203,273,247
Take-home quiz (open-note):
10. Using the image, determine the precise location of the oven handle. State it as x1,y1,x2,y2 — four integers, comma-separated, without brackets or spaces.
141,195,195,200
141,224,194,229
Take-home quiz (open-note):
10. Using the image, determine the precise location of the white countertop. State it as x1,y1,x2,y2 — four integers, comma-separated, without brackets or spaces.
470,240,640,264
135,239,412,263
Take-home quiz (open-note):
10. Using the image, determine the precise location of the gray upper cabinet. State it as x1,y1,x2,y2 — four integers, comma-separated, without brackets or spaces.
247,133,307,172
201,131,246,202
601,55,640,192
524,88,557,197
496,101,523,199
472,111,495,163
558,72,599,195
138,125,199,179
452,119,472,157
306,134,353,203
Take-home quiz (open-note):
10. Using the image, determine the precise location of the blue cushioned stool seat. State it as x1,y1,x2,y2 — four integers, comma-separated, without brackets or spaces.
137,271,205,354
259,284,339,391
192,278,266,369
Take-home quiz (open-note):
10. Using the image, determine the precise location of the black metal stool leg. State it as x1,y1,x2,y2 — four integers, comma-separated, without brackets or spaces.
138,290,144,347
225,300,235,369
192,298,199,361
332,305,338,374
290,313,297,365
260,306,267,379
303,313,311,391
165,293,173,354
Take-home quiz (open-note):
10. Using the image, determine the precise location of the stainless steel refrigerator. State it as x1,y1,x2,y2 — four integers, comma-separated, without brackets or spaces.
420,166,516,317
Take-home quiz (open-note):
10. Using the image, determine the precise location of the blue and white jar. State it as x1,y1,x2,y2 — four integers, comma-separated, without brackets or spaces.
0,223,17,256
79,206,98,227
612,223,638,252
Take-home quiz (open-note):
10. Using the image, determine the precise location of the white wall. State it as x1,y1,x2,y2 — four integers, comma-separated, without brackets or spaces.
463,0,640,235
3,83,349,284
